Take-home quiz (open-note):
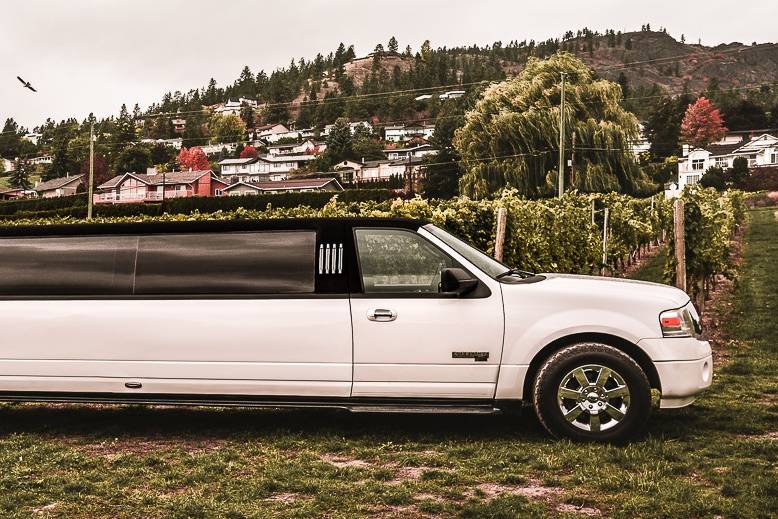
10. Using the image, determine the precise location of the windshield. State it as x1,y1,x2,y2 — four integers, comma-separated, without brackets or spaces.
423,224,510,279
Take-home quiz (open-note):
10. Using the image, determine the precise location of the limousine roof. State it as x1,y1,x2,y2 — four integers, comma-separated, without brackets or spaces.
0,217,430,237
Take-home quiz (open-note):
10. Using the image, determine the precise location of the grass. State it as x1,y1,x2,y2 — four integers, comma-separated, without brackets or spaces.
627,246,666,283
0,209,776,518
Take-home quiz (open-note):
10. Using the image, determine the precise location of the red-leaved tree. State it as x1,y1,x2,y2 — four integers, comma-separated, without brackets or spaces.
239,145,258,159
176,146,211,171
680,97,727,149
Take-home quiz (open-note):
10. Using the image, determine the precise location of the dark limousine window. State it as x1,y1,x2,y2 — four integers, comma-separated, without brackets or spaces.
0,235,137,295
134,231,316,295
0,231,316,296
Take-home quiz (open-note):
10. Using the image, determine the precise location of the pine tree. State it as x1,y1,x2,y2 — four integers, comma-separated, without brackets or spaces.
388,36,398,53
10,159,31,189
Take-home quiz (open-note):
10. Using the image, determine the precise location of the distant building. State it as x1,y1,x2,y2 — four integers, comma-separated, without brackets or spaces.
140,138,183,150
34,174,83,198
439,90,465,100
333,157,424,183
221,177,343,196
676,133,778,190
384,124,435,142
217,154,317,181
200,142,238,155
267,139,326,156
94,170,226,204
322,121,373,137
384,144,437,160
214,98,258,117
22,132,42,146
29,155,54,165
171,118,186,133
0,187,30,200
251,123,290,143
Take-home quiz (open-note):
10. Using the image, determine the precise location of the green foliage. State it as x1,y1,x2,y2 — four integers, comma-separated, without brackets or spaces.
665,188,747,304
699,166,726,190
209,114,247,144
454,53,649,198
726,157,750,187
9,160,31,189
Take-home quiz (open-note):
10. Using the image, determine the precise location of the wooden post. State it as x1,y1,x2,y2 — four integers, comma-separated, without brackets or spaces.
673,199,686,292
601,207,609,276
591,199,595,226
494,207,507,262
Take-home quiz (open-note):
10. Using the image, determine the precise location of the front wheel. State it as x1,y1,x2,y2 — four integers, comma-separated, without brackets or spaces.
532,343,651,442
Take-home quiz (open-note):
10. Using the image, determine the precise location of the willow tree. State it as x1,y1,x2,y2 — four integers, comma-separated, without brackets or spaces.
454,53,650,198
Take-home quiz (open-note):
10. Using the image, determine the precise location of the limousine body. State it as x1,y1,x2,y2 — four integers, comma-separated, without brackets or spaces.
0,217,712,441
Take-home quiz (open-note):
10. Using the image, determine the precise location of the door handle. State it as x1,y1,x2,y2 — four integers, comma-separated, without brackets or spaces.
367,308,397,322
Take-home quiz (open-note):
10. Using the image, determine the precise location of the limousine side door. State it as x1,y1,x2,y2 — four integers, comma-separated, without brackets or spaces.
348,226,504,399
0,226,353,399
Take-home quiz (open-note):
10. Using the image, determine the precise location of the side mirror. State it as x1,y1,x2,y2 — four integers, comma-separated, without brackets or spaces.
440,267,479,296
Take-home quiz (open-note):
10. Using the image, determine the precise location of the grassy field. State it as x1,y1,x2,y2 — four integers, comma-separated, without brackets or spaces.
0,209,775,518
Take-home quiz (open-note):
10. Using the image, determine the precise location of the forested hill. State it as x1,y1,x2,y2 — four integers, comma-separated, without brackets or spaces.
139,27,777,127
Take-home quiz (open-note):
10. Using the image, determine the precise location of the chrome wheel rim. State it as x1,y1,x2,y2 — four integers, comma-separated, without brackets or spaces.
557,364,630,433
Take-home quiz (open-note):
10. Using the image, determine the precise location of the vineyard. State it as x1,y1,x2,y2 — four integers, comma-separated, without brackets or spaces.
0,188,747,309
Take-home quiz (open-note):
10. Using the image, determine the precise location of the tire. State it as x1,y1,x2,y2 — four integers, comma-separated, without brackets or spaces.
532,343,651,442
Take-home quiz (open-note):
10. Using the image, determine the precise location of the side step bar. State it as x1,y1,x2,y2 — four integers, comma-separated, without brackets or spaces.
0,392,503,415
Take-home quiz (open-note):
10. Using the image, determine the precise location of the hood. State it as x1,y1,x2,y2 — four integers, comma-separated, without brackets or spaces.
537,273,690,309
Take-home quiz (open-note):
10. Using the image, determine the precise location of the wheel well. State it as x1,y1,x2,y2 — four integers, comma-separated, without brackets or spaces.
521,332,661,402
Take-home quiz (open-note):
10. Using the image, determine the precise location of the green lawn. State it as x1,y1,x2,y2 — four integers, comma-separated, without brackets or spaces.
0,210,776,518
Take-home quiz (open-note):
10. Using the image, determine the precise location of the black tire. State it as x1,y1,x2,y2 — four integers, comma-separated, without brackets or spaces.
532,343,651,442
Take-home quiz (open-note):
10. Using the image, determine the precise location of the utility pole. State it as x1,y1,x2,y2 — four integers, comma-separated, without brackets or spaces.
557,72,567,198
87,122,95,219
570,130,576,188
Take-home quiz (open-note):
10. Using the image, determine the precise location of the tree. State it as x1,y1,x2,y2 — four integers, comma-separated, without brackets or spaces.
422,106,465,199
44,145,76,180
680,97,727,149
209,113,246,144
454,53,648,198
176,146,211,171
239,145,258,159
726,156,750,187
645,93,692,158
114,145,152,174
724,99,767,131
388,36,399,53
81,154,109,187
699,166,725,190
240,101,256,127
10,159,31,189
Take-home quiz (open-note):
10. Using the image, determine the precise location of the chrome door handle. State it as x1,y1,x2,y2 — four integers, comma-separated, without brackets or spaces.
367,308,397,322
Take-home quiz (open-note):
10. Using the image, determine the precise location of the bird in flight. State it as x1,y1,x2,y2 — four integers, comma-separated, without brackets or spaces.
17,76,37,92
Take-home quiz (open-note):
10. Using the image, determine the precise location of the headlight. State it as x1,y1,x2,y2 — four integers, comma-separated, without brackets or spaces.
660,303,702,338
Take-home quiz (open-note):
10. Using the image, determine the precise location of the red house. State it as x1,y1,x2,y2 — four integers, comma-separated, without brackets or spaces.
94,170,227,204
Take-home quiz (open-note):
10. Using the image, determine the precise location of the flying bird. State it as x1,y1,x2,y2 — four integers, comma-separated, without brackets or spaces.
17,76,37,92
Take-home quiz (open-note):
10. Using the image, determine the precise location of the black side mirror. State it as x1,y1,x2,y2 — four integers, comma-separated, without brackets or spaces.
440,267,479,296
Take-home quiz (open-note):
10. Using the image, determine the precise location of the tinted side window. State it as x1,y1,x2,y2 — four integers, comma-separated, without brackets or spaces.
354,228,455,294
134,231,316,295
0,235,136,295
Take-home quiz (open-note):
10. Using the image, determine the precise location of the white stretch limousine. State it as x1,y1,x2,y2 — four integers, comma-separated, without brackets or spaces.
0,218,712,441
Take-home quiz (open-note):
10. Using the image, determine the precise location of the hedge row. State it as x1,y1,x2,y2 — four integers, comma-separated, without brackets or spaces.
0,189,395,220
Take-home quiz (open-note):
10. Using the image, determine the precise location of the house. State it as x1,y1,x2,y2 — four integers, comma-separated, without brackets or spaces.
439,90,465,100
414,94,434,102
29,155,54,165
384,144,437,160
1,158,15,172
384,124,435,142
214,98,258,117
676,134,778,189
140,138,183,150
0,187,31,200
217,154,317,181
267,139,326,156
34,174,83,198
200,142,238,156
94,170,227,204
322,121,372,137
251,123,289,143
171,118,186,133
22,132,42,145
334,157,424,184
268,127,317,143
221,177,343,196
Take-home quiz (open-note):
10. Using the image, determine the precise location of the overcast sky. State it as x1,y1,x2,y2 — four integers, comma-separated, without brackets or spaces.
2,0,775,129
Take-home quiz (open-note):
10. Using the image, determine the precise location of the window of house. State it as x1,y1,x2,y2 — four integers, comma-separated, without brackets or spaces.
134,232,316,295
215,189,223,196
771,152,778,164
687,174,701,185
0,235,136,295
354,228,457,294
715,157,728,168
692,159,705,171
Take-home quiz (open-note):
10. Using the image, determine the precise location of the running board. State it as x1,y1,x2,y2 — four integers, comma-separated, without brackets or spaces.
0,392,502,415
347,404,501,414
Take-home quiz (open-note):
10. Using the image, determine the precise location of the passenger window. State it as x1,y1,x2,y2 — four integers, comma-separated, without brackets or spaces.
0,235,136,295
354,228,455,294
134,231,316,295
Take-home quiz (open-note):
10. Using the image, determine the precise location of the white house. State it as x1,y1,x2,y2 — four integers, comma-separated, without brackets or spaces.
267,140,326,156
218,154,317,182
677,133,778,189
140,138,183,150
214,98,258,116
29,155,53,165
251,124,289,143
322,121,373,136
22,133,42,145
384,144,437,161
333,157,424,183
384,124,435,142
201,142,238,156
267,127,317,143
439,90,465,100
221,177,343,196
